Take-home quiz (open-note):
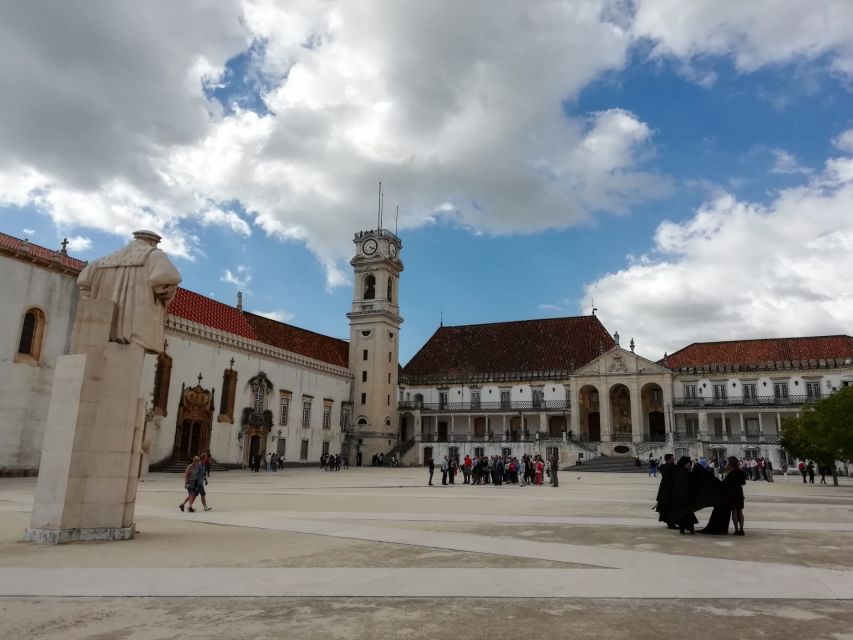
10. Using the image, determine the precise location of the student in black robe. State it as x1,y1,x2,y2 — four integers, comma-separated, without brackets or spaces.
670,457,730,534
654,454,678,529
697,464,732,535
722,455,747,536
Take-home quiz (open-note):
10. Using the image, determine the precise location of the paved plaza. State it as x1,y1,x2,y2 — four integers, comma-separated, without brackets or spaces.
1,468,853,638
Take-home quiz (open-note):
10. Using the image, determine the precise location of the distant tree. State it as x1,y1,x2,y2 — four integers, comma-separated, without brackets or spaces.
780,386,853,487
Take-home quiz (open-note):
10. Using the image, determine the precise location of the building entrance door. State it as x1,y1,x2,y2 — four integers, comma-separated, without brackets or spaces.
171,380,214,461
649,411,665,440
438,421,448,441
588,412,601,440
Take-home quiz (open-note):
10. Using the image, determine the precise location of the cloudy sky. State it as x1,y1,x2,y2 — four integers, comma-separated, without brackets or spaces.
2,0,852,362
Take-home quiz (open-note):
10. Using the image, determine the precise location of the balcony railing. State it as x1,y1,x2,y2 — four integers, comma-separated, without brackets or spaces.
706,433,781,444
415,432,569,444
399,400,571,412
673,395,815,409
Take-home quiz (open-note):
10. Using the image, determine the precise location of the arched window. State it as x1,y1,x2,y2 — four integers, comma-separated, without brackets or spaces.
364,274,376,300
387,276,393,302
17,308,45,362
152,351,173,416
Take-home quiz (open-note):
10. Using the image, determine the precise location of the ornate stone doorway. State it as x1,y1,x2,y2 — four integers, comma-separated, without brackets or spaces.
171,377,215,461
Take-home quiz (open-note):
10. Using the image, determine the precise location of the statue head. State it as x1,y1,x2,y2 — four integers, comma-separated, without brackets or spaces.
133,230,162,246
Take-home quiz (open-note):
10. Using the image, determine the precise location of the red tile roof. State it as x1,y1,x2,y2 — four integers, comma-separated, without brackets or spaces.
402,316,615,382
169,288,258,340
0,232,88,273
662,336,853,370
244,311,350,369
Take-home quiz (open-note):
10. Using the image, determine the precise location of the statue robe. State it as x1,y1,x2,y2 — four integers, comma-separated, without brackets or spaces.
77,239,181,353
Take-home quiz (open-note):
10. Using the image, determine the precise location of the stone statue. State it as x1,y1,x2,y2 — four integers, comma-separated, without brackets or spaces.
77,230,181,353
26,230,181,544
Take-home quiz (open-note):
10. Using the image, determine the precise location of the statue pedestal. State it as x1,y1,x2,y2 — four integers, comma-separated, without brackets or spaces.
26,299,147,544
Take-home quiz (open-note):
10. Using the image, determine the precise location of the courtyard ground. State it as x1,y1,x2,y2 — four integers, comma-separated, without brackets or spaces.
0,468,852,639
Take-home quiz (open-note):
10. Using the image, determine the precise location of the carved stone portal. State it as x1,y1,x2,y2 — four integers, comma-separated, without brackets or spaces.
171,381,215,461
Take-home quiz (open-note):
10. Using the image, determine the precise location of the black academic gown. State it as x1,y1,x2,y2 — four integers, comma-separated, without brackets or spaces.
672,465,729,533
697,468,732,534
655,462,678,524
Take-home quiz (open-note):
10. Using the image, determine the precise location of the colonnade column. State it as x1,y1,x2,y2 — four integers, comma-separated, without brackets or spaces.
599,385,612,443
631,381,643,443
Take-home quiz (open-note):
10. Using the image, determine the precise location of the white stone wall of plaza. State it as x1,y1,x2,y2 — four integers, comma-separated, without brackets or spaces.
1,229,852,479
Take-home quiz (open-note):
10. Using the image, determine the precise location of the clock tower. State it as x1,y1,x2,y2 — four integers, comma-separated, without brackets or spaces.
347,228,403,463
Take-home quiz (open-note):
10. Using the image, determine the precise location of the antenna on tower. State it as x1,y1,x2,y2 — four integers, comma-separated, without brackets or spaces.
377,179,382,230
380,192,384,230
440,311,444,327
395,205,399,236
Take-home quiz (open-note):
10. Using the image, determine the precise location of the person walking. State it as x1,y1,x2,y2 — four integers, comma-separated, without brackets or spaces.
648,456,658,477
428,456,435,486
179,456,201,512
441,455,449,486
807,461,816,484
549,455,559,488
723,456,746,536
799,460,807,483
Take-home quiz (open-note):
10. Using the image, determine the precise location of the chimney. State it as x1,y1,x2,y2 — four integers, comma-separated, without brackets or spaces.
236,291,243,311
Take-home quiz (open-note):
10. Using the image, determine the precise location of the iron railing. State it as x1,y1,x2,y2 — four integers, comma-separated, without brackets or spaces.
673,395,815,409
398,400,571,412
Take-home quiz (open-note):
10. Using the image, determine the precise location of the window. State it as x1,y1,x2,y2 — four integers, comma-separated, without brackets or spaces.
387,372,391,383
683,384,697,399
363,349,368,361
685,418,699,436
474,447,485,458
439,391,448,409
650,389,662,404
773,382,789,400
471,390,481,409
448,446,459,462
361,393,367,405
500,390,511,409
322,402,332,429
388,351,392,363
322,441,330,456
362,371,367,382
17,308,45,361
546,446,559,460
300,439,309,460
276,438,286,458
532,389,544,408
340,406,350,429
713,417,730,437
219,366,238,421
363,274,376,300
501,447,512,458
743,383,757,401
152,352,172,416
357,417,367,426
387,277,393,302
253,389,265,413
302,398,312,427
387,394,390,406
743,448,759,459
713,383,727,401
279,392,290,425
806,381,822,400
745,418,760,436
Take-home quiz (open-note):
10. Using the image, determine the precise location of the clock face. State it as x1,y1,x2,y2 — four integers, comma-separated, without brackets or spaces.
363,238,378,255
389,242,397,257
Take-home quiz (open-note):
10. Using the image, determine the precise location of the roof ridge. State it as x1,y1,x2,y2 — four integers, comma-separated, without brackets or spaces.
242,310,349,345
441,315,598,329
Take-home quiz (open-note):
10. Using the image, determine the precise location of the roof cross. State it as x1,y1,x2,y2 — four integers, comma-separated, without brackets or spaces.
60,238,69,255
197,372,203,386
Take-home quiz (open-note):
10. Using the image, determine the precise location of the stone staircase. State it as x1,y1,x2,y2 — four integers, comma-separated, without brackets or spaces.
149,460,233,473
575,454,648,473
384,438,417,465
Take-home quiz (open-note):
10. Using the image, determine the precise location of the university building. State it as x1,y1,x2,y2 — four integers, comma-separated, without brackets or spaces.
1,228,851,475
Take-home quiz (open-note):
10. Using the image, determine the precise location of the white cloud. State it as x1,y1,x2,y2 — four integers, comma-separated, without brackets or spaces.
22,228,35,236
0,1,673,287
583,138,853,359
633,0,853,76
65,235,92,252
220,265,251,288
770,149,812,175
252,309,295,323
199,207,251,237
834,128,853,153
